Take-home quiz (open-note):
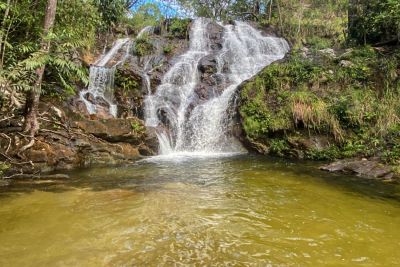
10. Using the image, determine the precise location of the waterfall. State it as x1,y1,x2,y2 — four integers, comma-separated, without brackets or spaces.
145,19,289,155
79,38,131,117
80,66,118,116
79,25,156,117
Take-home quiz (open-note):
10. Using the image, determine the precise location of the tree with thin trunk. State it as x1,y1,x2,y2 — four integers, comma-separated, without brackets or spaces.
22,0,57,150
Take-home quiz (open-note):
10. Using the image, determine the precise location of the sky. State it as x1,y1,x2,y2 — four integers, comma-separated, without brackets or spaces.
131,0,190,18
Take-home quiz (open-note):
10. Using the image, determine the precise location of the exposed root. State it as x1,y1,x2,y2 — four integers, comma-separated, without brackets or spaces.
0,133,11,153
0,115,14,122
19,137,35,153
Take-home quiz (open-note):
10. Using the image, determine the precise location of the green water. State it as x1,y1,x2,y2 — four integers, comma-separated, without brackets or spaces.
0,155,399,266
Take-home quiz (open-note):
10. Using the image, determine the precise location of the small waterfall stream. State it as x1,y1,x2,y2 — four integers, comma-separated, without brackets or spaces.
80,26,154,117
145,19,289,155
79,38,130,117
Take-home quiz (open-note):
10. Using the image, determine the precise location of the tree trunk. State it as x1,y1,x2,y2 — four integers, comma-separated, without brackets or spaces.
23,0,57,138
0,0,12,69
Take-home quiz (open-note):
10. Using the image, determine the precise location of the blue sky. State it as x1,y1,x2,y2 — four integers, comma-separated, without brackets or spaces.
132,0,189,17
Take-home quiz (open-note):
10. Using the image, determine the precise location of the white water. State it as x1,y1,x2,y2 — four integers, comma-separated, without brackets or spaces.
145,19,289,155
80,66,118,116
137,26,154,38
80,26,154,117
79,38,131,117
96,38,130,67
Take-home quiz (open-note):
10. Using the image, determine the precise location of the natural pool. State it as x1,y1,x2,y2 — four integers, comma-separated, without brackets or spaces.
0,155,399,266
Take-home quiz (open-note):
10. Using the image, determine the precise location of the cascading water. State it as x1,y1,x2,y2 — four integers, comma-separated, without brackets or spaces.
144,18,210,154
145,19,289,155
80,26,154,117
79,38,131,117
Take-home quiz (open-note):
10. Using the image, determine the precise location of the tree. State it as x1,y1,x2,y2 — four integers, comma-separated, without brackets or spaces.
348,0,400,45
22,0,57,149
94,0,130,32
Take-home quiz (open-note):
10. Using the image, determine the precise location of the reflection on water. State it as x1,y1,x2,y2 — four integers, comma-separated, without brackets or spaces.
0,155,399,266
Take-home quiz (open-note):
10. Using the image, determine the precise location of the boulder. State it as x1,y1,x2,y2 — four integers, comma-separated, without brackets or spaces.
320,159,395,181
73,118,144,144
207,22,224,50
198,54,218,74
318,48,336,58
339,60,354,68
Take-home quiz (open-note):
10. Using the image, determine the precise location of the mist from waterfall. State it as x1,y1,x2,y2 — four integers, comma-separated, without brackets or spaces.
145,19,289,155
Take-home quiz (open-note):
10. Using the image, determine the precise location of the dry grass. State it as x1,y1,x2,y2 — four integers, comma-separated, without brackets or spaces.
290,92,343,140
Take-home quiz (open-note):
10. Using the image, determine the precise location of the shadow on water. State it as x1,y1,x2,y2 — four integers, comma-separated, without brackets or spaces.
1,154,399,204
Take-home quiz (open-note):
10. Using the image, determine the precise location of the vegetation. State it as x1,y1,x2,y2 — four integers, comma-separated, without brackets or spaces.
167,18,191,39
0,0,399,173
240,47,400,164
0,162,10,177
133,35,154,57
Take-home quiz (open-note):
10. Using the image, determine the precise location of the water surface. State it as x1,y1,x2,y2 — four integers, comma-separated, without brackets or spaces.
0,155,399,266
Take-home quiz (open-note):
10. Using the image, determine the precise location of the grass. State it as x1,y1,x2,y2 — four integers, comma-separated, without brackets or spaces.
239,45,400,163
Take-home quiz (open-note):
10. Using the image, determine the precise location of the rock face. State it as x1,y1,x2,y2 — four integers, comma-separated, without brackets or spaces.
0,102,157,176
20,116,155,173
320,159,396,181
194,22,225,103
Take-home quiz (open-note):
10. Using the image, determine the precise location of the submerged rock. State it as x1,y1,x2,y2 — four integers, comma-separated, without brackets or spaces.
320,159,396,181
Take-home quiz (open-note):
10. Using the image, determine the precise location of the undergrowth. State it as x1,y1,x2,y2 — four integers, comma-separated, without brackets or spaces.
239,46,400,163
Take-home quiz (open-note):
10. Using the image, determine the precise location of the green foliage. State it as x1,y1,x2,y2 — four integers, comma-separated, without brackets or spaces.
163,44,173,54
269,139,290,157
115,70,139,91
134,36,154,57
130,120,144,133
306,37,332,50
349,0,400,45
269,0,348,47
289,91,343,139
124,3,162,33
0,162,10,177
168,18,190,39
306,145,341,161
0,0,103,104
240,45,400,163
94,0,128,32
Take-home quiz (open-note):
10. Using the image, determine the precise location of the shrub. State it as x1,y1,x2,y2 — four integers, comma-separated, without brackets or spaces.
134,36,154,57
169,18,190,39
163,45,173,54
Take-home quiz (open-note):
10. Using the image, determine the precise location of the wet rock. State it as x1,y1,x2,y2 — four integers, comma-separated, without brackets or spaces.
115,143,140,159
320,159,395,181
198,55,217,74
144,127,159,153
74,118,144,144
84,92,95,103
207,22,224,50
288,135,331,152
27,149,48,163
69,99,90,117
